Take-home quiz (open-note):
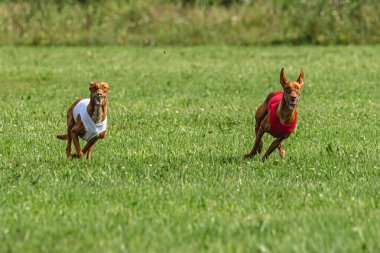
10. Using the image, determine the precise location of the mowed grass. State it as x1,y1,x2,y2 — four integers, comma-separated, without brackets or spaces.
0,45,379,253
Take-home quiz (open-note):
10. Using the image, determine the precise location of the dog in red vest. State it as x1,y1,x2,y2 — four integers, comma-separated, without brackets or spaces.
244,68,304,161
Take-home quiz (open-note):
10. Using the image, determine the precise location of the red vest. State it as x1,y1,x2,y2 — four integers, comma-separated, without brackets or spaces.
267,91,297,137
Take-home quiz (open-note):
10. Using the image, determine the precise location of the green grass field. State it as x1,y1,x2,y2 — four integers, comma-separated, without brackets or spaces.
1,45,379,253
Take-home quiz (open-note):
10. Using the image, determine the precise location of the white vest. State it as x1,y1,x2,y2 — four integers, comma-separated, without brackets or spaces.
73,99,107,141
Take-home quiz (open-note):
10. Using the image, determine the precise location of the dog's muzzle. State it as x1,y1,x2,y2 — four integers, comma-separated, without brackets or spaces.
284,94,298,108
94,95,106,105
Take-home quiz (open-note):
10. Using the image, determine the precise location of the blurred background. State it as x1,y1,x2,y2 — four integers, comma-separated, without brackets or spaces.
1,0,379,46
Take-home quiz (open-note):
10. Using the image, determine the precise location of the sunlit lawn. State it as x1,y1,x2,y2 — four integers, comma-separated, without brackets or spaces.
0,45,379,253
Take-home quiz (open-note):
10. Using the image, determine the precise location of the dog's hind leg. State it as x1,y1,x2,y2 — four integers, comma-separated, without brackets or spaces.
254,106,267,154
244,92,274,159
254,92,273,154
70,117,85,158
66,115,75,157
244,116,267,159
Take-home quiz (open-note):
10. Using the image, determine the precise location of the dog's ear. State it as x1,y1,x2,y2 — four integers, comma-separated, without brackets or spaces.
280,68,288,86
100,82,110,91
89,81,96,90
297,68,304,87
104,82,110,91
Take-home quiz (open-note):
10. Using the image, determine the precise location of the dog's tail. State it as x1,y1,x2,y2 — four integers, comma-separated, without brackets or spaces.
56,134,68,140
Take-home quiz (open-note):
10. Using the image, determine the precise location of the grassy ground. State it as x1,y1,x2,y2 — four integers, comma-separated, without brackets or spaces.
0,45,379,253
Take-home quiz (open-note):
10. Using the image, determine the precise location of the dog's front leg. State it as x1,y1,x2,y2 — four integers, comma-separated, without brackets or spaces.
70,121,84,158
86,142,97,159
82,137,99,159
262,137,284,161
82,132,105,159
278,143,286,159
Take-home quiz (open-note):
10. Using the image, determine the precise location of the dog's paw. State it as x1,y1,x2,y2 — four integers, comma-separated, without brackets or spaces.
244,153,253,159
279,149,286,159
71,152,84,159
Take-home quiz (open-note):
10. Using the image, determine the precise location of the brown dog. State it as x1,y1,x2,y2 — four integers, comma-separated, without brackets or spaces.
57,81,110,159
244,68,304,161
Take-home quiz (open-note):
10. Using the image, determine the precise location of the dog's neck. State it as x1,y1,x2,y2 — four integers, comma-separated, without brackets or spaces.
276,96,297,125
87,100,107,124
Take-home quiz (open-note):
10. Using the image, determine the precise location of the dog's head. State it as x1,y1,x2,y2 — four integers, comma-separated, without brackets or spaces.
89,81,110,106
280,68,304,109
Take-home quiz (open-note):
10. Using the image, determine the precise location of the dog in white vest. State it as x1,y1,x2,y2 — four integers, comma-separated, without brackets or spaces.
57,81,110,159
